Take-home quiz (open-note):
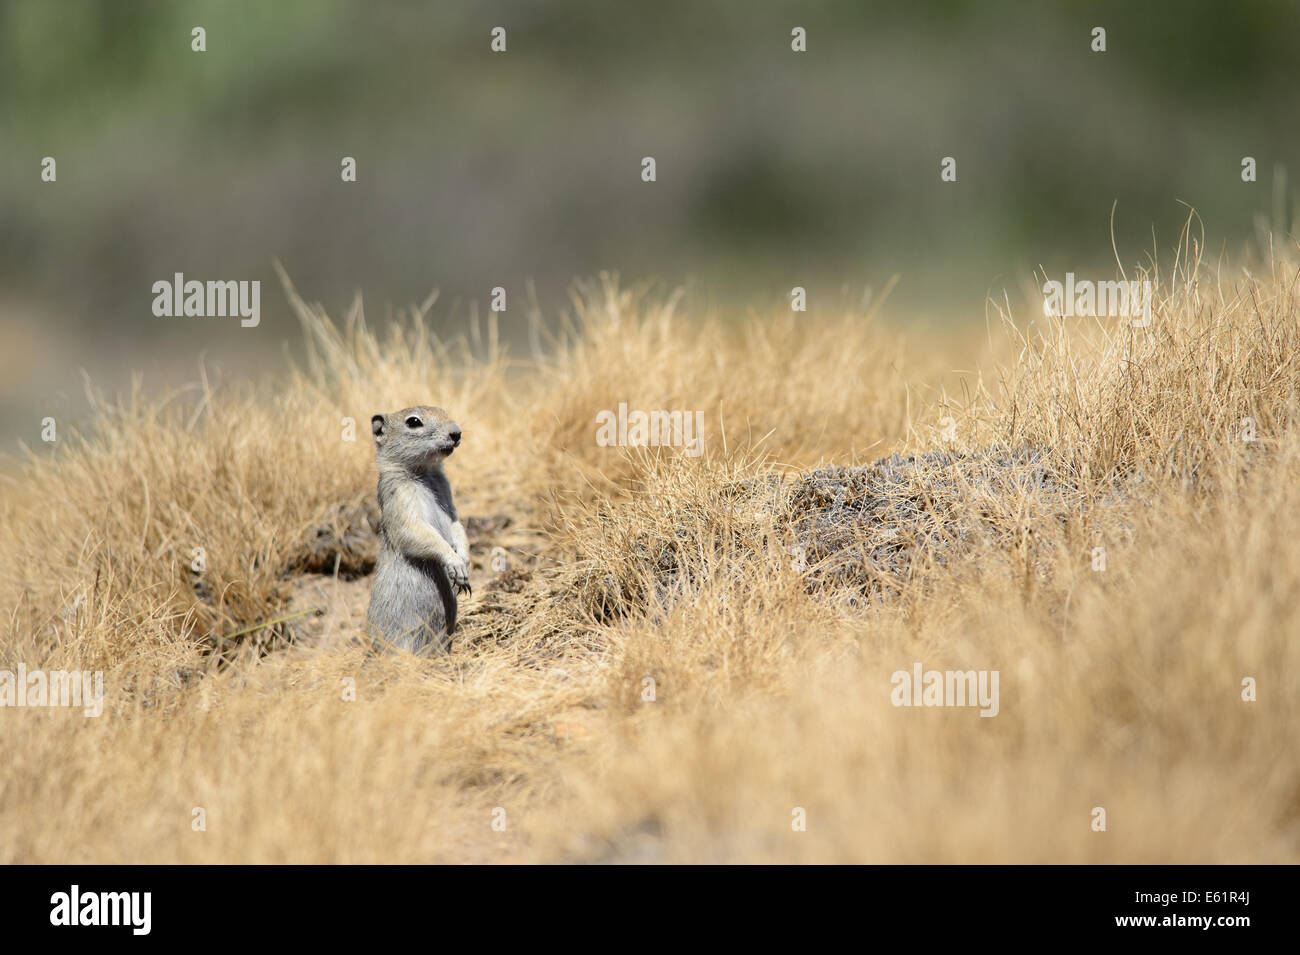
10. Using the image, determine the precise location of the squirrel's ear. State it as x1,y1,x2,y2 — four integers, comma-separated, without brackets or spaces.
371,414,387,445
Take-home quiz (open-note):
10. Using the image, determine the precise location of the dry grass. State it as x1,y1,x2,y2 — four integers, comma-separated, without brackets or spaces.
1,233,1298,863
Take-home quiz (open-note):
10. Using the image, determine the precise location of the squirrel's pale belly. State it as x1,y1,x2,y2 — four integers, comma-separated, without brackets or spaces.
414,486,455,539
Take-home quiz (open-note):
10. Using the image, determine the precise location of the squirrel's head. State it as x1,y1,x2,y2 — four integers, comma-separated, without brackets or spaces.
370,406,462,469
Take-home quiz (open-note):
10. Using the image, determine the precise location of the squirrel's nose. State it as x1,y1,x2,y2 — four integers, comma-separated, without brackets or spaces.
449,428,462,446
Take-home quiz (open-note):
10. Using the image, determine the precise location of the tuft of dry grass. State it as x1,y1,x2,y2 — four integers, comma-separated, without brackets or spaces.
1,234,1297,863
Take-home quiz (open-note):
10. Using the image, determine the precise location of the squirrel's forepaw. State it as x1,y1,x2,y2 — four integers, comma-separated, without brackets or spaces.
446,559,472,595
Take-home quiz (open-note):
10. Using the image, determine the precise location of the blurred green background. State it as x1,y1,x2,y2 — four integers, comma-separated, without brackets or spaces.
1,0,1296,441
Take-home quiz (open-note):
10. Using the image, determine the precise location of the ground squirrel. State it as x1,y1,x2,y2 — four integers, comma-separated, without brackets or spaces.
365,406,470,653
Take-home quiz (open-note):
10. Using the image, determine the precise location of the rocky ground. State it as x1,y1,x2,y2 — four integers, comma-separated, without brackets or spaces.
777,446,1071,592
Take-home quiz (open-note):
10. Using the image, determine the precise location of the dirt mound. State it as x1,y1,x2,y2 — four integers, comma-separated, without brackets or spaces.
287,500,382,579
779,447,1065,588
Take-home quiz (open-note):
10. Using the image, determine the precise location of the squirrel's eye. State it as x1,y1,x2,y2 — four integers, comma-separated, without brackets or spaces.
405,416,423,428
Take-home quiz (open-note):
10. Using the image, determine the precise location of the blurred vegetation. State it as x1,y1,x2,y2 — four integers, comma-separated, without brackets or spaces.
0,0,1296,434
